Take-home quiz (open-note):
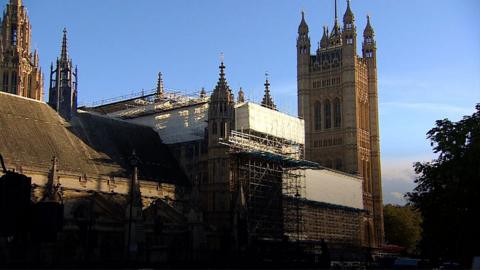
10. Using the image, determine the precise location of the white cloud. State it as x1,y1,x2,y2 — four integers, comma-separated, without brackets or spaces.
381,156,429,205
390,192,404,200
382,157,417,183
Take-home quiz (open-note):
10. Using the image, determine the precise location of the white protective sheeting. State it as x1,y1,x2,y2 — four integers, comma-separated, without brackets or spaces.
235,102,305,144
126,103,208,144
296,169,364,209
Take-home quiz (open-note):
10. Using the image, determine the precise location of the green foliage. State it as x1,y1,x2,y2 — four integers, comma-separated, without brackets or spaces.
383,204,422,254
407,104,480,265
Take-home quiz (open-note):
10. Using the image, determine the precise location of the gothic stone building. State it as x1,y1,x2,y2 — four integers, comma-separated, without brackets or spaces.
297,0,384,247
0,0,43,101
83,63,368,259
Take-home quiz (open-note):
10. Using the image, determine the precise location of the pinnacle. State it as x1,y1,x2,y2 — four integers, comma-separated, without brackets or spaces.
60,28,68,61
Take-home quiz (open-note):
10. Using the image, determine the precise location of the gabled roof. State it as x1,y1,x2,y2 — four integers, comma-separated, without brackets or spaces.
0,92,188,186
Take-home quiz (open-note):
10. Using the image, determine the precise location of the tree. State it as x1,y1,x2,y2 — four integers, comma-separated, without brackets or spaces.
383,204,422,254
407,104,480,266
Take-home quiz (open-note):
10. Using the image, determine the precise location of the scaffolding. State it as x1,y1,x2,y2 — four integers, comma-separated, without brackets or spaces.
220,130,312,241
80,88,211,118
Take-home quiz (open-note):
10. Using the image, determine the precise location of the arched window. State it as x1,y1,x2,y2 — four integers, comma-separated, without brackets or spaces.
334,98,341,128
324,99,331,129
11,25,17,46
2,72,8,92
212,122,217,135
11,72,17,93
220,121,225,137
314,101,321,130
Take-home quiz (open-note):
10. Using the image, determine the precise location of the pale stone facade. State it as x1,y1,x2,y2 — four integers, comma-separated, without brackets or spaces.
0,0,43,100
297,1,384,247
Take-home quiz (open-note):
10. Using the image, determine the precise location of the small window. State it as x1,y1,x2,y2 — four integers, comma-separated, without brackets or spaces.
11,26,17,46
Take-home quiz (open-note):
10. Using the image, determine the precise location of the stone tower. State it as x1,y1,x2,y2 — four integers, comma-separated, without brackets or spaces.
297,0,384,247
48,28,78,121
205,60,235,239
0,0,43,100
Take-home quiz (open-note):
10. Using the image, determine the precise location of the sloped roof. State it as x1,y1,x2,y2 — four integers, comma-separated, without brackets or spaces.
0,92,188,185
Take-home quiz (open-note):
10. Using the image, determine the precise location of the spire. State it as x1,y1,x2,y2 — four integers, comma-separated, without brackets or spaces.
298,10,309,34
343,0,354,25
200,87,207,98
33,49,39,66
364,15,374,37
261,72,277,111
156,72,164,98
211,53,233,103
60,28,68,61
237,87,245,103
335,0,338,23
43,156,61,202
321,26,329,48
330,0,341,42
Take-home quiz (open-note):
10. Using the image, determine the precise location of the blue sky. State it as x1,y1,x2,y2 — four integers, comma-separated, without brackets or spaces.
8,0,480,204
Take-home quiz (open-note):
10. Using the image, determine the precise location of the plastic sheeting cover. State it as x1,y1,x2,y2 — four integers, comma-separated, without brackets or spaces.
235,102,304,144
292,169,364,209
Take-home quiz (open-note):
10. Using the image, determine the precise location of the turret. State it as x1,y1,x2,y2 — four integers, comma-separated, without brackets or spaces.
362,15,376,61
342,0,356,49
297,11,310,68
261,73,276,111
156,72,164,98
48,28,78,121
208,59,235,145
320,26,329,49
297,11,311,119
237,87,245,103
200,87,207,98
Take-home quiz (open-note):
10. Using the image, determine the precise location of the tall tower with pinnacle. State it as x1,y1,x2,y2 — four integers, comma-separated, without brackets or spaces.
205,58,235,234
48,28,78,121
297,1,384,247
0,0,43,100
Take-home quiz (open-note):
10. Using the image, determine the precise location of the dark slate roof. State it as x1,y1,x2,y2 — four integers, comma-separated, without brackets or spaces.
0,92,188,186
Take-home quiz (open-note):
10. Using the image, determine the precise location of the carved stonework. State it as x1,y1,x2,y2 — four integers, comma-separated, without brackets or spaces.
0,0,44,100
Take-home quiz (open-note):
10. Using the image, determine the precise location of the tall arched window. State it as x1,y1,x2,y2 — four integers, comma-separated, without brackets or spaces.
212,122,217,135
220,121,225,137
314,101,321,130
2,72,8,92
324,99,331,129
334,98,341,128
11,72,17,93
